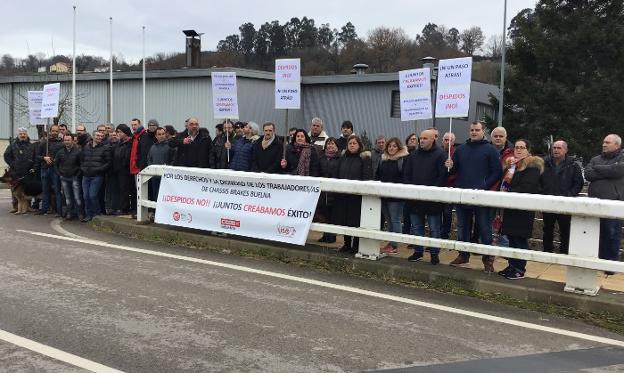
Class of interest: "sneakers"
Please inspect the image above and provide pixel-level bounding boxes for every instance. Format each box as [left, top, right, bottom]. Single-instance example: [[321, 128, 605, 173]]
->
[[430, 254, 440, 265], [407, 252, 423, 262], [504, 269, 525, 280], [34, 210, 48, 216], [498, 266, 513, 277], [382, 244, 398, 255], [449, 254, 469, 266]]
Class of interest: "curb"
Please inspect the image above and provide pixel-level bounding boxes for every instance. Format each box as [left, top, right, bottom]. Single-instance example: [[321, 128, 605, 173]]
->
[[91, 216, 624, 320]]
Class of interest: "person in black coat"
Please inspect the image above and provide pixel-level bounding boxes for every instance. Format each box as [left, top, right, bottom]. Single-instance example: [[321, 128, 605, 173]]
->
[[113, 124, 134, 215], [251, 122, 283, 174], [55, 134, 83, 220], [169, 117, 212, 168], [376, 137, 409, 254], [210, 120, 238, 169], [4, 128, 39, 212], [280, 129, 320, 176], [317, 137, 341, 243], [499, 139, 544, 280], [36, 125, 65, 215], [540, 140, 584, 254], [79, 131, 112, 221], [403, 129, 448, 264], [333, 135, 373, 253]]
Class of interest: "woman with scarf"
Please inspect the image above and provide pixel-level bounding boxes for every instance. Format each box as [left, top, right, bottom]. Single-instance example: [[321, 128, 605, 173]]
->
[[317, 137, 341, 243], [229, 122, 260, 172], [333, 135, 373, 253], [280, 129, 320, 176], [376, 137, 409, 254], [498, 139, 544, 280]]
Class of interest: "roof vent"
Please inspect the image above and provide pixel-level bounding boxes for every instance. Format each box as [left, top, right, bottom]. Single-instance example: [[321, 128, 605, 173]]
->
[[352, 63, 369, 75]]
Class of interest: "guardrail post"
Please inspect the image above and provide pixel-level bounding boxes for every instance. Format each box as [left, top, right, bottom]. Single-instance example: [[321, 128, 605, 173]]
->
[[355, 195, 382, 260], [564, 216, 601, 296], [136, 173, 150, 222]]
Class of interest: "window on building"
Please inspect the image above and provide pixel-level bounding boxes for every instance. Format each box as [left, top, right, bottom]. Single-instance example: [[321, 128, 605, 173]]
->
[[476, 102, 497, 122], [390, 90, 401, 118]]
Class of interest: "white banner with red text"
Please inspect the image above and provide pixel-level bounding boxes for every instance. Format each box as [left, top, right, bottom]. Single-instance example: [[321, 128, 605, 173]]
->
[[154, 167, 321, 245]]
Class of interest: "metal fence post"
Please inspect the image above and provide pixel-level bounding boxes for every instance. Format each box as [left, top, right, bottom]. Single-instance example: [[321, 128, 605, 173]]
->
[[564, 216, 601, 295], [136, 173, 150, 222], [355, 195, 382, 260]]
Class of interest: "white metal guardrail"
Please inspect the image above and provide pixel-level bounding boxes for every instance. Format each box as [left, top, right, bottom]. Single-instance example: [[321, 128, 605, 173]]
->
[[138, 165, 624, 296]]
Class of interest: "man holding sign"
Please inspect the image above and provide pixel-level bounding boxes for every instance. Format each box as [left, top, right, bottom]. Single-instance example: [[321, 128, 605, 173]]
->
[[445, 121, 501, 272]]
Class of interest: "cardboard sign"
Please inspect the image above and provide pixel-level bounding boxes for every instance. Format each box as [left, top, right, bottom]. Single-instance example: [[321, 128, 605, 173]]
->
[[211, 72, 239, 119], [41, 83, 61, 118], [399, 68, 432, 121], [435, 57, 472, 118]]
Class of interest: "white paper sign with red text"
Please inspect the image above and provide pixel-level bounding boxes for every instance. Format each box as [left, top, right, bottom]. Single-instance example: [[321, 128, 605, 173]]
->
[[211, 72, 239, 119], [399, 68, 432, 121], [27, 91, 46, 125], [275, 58, 301, 109], [41, 83, 61, 118], [435, 57, 472, 118]]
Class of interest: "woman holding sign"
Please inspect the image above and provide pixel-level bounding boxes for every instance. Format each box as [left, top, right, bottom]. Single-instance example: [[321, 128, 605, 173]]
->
[[280, 129, 320, 176], [333, 135, 373, 253]]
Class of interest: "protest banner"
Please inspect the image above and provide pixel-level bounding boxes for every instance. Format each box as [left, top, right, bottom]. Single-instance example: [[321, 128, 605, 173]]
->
[[275, 58, 301, 109], [211, 72, 239, 119], [27, 91, 46, 125], [434, 57, 472, 118], [154, 167, 321, 245], [399, 68, 432, 122], [41, 83, 61, 119]]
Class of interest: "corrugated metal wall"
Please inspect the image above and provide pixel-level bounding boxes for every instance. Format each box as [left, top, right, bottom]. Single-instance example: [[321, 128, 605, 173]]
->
[[0, 74, 495, 144]]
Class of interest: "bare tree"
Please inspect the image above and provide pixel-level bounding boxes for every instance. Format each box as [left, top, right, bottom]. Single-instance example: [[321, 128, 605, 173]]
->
[[460, 26, 485, 55]]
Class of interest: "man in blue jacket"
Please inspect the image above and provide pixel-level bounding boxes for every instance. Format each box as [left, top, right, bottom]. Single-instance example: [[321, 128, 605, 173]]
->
[[445, 121, 502, 272]]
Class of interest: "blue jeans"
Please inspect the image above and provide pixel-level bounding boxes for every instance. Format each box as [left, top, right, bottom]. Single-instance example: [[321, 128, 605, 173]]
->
[[456, 205, 493, 259], [82, 176, 104, 218], [382, 200, 403, 248], [599, 219, 623, 261], [507, 235, 529, 273], [410, 212, 442, 254], [41, 168, 62, 213], [61, 176, 83, 218]]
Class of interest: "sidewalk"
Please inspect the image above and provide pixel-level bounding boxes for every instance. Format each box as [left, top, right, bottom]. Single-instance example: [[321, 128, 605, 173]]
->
[[305, 231, 624, 292]]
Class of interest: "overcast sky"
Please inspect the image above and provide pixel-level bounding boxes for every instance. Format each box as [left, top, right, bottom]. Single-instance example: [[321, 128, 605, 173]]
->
[[3, 0, 537, 63]]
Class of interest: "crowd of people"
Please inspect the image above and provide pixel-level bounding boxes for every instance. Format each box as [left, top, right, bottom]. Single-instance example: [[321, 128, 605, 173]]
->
[[3, 116, 623, 279]]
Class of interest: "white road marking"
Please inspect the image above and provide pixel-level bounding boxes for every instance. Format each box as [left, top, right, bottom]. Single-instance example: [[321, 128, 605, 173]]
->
[[17, 229, 624, 348], [50, 218, 86, 239], [0, 329, 124, 372]]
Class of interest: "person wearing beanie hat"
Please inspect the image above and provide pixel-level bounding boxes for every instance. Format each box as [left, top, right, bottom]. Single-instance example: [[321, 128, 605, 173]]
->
[[116, 123, 132, 138], [112, 123, 134, 215], [229, 121, 260, 171]]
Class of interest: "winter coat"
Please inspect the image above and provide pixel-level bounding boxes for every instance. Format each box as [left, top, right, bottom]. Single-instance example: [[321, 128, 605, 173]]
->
[[54, 146, 82, 177], [490, 141, 514, 191], [541, 156, 584, 197], [251, 137, 283, 174], [585, 149, 624, 201], [147, 141, 176, 166], [112, 139, 132, 174], [37, 137, 65, 169], [309, 130, 329, 148], [376, 146, 409, 203], [3, 139, 38, 177], [501, 156, 544, 238], [169, 129, 212, 168], [335, 135, 348, 151], [210, 132, 239, 169], [230, 136, 258, 172], [320, 152, 341, 179], [403, 144, 448, 214], [130, 128, 156, 174], [80, 142, 112, 177], [333, 150, 373, 227], [283, 145, 320, 176], [451, 139, 502, 190], [371, 148, 384, 177]]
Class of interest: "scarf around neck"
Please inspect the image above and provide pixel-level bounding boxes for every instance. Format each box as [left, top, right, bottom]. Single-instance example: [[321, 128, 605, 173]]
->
[[294, 142, 314, 176]]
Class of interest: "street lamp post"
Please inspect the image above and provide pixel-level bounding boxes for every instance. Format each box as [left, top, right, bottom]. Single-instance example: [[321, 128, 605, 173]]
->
[[498, 0, 508, 127]]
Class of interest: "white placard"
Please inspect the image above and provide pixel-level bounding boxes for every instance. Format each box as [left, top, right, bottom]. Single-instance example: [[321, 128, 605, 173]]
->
[[275, 59, 301, 109], [27, 91, 46, 125], [155, 167, 321, 245], [41, 83, 61, 118], [399, 68, 432, 121], [435, 57, 472, 118], [211, 72, 239, 119]]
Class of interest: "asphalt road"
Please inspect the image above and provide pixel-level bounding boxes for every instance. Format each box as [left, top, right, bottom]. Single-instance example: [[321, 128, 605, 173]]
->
[[1, 188, 623, 372]]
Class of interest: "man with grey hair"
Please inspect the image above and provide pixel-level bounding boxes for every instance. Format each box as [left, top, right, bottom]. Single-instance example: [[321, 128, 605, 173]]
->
[[308, 117, 328, 148], [372, 135, 386, 177], [541, 140, 584, 254], [585, 134, 624, 267], [3, 128, 38, 213]]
